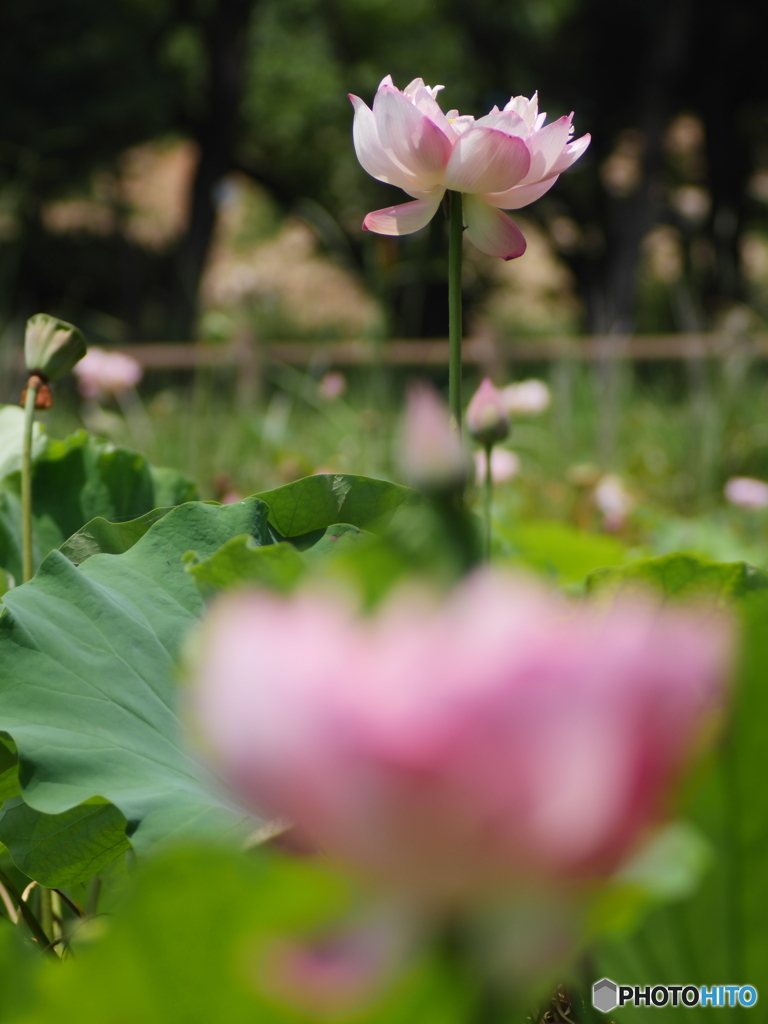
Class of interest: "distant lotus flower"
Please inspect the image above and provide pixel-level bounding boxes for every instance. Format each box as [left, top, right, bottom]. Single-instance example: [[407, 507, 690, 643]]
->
[[318, 371, 347, 401], [192, 572, 731, 906], [397, 383, 470, 492], [502, 379, 551, 416], [724, 476, 768, 510], [73, 347, 143, 400], [350, 77, 590, 259], [466, 378, 510, 445], [474, 447, 520, 485], [594, 474, 635, 532]]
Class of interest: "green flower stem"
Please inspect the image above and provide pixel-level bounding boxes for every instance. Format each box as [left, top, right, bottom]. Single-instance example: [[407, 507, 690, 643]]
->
[[21, 379, 39, 584], [0, 867, 56, 956], [39, 884, 53, 949], [86, 876, 102, 918], [483, 441, 493, 559], [20, 380, 57, 951], [448, 190, 464, 433]]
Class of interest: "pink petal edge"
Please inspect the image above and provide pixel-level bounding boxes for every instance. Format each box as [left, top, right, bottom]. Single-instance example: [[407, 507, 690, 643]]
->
[[363, 193, 445, 236], [463, 195, 527, 260]]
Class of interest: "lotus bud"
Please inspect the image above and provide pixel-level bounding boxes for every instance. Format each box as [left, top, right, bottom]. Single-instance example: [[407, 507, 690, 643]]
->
[[397, 383, 471, 492], [24, 313, 86, 382], [466, 378, 509, 445]]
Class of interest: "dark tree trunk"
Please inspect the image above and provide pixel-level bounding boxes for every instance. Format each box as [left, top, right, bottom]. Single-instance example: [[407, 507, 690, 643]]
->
[[171, 0, 256, 339], [595, 0, 692, 334]]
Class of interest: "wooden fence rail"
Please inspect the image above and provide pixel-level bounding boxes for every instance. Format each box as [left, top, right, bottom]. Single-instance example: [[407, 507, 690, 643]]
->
[[110, 333, 768, 373]]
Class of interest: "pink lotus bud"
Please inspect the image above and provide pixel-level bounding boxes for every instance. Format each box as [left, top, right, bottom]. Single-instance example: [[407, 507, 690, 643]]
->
[[724, 476, 768, 510], [73, 347, 143, 400], [397, 383, 470, 491], [466, 378, 510, 445], [191, 572, 732, 907]]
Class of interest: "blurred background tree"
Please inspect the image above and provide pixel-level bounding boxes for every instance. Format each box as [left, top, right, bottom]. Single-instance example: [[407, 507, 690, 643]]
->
[[1, 0, 766, 343]]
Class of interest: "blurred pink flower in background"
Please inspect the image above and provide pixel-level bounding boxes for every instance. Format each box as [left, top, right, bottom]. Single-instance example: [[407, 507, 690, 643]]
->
[[593, 473, 635, 532], [73, 346, 143, 400], [318, 371, 347, 401], [724, 476, 768, 510], [192, 572, 731, 907], [397, 383, 470, 491], [350, 77, 590, 259], [474, 447, 520, 485], [502, 379, 551, 416]]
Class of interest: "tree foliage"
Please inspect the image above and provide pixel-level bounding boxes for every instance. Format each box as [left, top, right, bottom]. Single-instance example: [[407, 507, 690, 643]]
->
[[1, 0, 766, 339]]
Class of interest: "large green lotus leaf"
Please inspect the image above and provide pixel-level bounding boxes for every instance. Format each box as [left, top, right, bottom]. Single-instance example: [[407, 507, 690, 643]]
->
[[0, 797, 131, 888], [59, 507, 174, 566], [187, 524, 366, 596], [0, 734, 19, 806], [186, 536, 306, 594], [149, 465, 199, 509], [0, 499, 273, 855], [498, 519, 631, 587], [302, 523, 365, 559], [255, 474, 420, 539], [13, 845, 469, 1024], [0, 429, 198, 582], [586, 552, 768, 604]]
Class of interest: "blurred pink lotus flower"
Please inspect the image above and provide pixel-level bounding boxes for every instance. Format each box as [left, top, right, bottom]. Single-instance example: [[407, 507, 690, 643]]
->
[[466, 378, 509, 445], [318, 371, 347, 401], [192, 572, 731, 907], [724, 476, 768, 510], [397, 383, 470, 491], [502, 379, 551, 416], [349, 77, 590, 259], [73, 347, 142, 400], [593, 473, 635, 532], [474, 447, 520, 485]]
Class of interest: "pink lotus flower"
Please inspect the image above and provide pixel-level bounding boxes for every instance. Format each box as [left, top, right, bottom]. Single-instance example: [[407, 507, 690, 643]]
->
[[192, 572, 731, 907], [73, 347, 142, 400], [724, 476, 768, 510], [349, 77, 590, 259]]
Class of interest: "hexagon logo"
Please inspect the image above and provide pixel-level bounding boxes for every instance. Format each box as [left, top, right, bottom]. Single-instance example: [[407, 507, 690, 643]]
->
[[593, 978, 619, 1013]]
